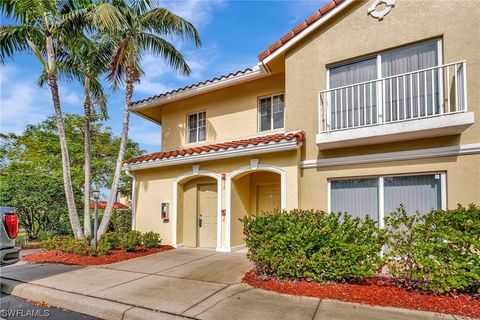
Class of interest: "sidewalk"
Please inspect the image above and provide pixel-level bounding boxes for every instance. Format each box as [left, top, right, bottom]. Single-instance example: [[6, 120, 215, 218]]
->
[[0, 249, 460, 320]]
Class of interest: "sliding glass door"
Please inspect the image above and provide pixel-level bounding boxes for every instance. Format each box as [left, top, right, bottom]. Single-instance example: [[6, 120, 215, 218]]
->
[[382, 41, 439, 121], [329, 58, 377, 130], [330, 173, 444, 224]]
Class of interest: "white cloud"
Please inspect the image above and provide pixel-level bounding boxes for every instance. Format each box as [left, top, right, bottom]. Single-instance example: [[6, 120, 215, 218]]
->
[[128, 116, 162, 152], [160, 0, 226, 27], [62, 91, 82, 105], [0, 65, 51, 134], [0, 65, 84, 135]]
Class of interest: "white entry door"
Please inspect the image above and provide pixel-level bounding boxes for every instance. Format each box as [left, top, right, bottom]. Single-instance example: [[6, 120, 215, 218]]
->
[[197, 184, 217, 248]]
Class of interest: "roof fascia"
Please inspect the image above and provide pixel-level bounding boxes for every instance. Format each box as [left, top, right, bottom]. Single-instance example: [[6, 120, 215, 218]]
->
[[261, 0, 354, 65], [131, 66, 270, 111]]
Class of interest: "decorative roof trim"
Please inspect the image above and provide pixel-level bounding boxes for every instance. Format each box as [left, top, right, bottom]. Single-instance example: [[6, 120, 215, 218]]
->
[[131, 65, 269, 111], [301, 143, 480, 169], [258, 0, 353, 64], [123, 131, 304, 171]]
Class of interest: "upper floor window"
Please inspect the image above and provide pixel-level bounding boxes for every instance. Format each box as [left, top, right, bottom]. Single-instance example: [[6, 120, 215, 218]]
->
[[187, 111, 206, 143], [259, 94, 284, 132]]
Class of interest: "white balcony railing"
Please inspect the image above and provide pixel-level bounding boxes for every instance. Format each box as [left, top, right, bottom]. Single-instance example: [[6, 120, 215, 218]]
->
[[318, 61, 468, 133]]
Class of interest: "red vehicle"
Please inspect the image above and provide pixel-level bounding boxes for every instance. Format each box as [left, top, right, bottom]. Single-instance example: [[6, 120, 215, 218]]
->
[[0, 207, 20, 266]]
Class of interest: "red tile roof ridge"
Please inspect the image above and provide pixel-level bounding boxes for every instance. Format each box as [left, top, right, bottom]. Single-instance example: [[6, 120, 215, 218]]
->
[[258, 0, 344, 61], [124, 130, 305, 166]]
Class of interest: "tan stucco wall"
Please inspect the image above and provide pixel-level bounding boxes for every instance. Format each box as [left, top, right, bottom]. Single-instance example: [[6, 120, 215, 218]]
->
[[231, 174, 250, 247], [133, 150, 299, 246], [248, 172, 281, 216], [300, 153, 480, 211], [284, 0, 480, 161], [160, 74, 285, 150]]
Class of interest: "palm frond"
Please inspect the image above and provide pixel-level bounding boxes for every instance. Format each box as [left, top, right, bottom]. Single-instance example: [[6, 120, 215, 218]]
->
[[0, 25, 40, 63], [139, 33, 190, 76], [140, 7, 201, 47], [87, 3, 125, 32]]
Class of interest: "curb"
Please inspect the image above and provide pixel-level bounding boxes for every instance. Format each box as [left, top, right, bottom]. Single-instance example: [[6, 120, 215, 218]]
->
[[0, 277, 195, 320]]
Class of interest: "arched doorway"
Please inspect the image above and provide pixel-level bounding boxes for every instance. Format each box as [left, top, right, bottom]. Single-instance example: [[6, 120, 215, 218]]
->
[[172, 170, 222, 249], [224, 164, 286, 251]]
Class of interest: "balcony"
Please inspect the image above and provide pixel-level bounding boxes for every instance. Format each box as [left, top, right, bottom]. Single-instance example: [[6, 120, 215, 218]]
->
[[316, 61, 474, 149]]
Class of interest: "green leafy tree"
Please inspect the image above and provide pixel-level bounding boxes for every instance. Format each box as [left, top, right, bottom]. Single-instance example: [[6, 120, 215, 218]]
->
[[97, 0, 202, 238], [0, 114, 143, 238], [0, 172, 78, 238], [0, 0, 124, 238]]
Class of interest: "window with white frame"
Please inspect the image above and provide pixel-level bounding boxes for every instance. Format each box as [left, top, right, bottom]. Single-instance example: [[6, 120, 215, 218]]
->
[[259, 94, 284, 132], [330, 173, 444, 223], [328, 39, 441, 130], [187, 111, 206, 143]]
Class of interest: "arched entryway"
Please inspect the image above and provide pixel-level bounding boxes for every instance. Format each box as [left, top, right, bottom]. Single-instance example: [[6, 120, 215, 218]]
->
[[172, 170, 222, 250], [224, 163, 286, 251]]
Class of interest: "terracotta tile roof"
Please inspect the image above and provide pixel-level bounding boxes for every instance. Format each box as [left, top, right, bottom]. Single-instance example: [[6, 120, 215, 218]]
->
[[258, 0, 343, 61], [124, 131, 305, 166], [131, 67, 254, 107], [89, 201, 129, 209]]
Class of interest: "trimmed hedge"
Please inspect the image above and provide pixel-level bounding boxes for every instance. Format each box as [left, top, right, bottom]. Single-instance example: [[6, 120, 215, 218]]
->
[[384, 204, 480, 294], [243, 205, 480, 294], [242, 209, 383, 282]]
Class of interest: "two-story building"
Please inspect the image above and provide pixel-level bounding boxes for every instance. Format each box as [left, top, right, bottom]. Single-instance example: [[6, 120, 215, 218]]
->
[[123, 0, 480, 252]]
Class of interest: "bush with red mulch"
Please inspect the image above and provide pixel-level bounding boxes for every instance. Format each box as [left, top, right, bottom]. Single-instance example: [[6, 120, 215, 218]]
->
[[23, 245, 174, 266], [243, 270, 480, 319]]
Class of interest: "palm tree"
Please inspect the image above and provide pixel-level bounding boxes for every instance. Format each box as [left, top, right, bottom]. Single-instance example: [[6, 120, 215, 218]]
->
[[96, 0, 201, 238], [38, 36, 112, 238], [0, 0, 123, 239]]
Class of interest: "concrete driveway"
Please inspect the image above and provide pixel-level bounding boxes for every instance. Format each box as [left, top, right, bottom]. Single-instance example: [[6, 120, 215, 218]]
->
[[0, 248, 455, 320]]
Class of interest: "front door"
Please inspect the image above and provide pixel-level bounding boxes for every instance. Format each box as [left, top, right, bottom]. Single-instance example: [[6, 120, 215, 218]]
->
[[257, 184, 281, 215], [197, 184, 217, 248]]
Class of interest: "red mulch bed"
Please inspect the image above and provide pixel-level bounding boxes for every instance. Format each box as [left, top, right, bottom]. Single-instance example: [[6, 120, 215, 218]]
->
[[243, 270, 480, 318], [22, 245, 174, 266]]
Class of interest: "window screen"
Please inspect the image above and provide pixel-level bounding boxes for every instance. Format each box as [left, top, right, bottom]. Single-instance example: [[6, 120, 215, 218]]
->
[[330, 178, 379, 221]]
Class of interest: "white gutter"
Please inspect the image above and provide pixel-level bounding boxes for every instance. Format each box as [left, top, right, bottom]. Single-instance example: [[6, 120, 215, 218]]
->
[[131, 66, 270, 111], [123, 140, 302, 171], [125, 170, 137, 230]]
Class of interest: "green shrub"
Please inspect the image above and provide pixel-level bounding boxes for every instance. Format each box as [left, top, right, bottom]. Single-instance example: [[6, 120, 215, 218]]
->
[[384, 204, 480, 294], [111, 210, 132, 234], [143, 231, 161, 249], [41, 235, 62, 251], [242, 209, 383, 282], [101, 232, 120, 249], [59, 237, 88, 255], [91, 240, 112, 256], [39, 230, 58, 241], [120, 230, 142, 251]]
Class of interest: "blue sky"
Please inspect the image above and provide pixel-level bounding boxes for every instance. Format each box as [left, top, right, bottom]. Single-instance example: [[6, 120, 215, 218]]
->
[[0, 0, 328, 153]]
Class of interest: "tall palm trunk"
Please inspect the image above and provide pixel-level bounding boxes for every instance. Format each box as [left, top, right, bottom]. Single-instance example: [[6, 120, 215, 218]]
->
[[83, 78, 92, 238], [97, 68, 134, 237], [46, 35, 84, 239]]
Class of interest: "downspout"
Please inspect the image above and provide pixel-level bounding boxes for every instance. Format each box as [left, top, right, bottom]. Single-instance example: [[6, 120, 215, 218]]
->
[[125, 170, 137, 230]]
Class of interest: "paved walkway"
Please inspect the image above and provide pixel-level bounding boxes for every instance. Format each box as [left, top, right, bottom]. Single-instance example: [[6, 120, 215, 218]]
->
[[0, 248, 457, 320]]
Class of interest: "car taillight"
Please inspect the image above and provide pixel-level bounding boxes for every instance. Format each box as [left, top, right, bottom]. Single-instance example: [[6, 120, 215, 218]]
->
[[4, 213, 18, 239]]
